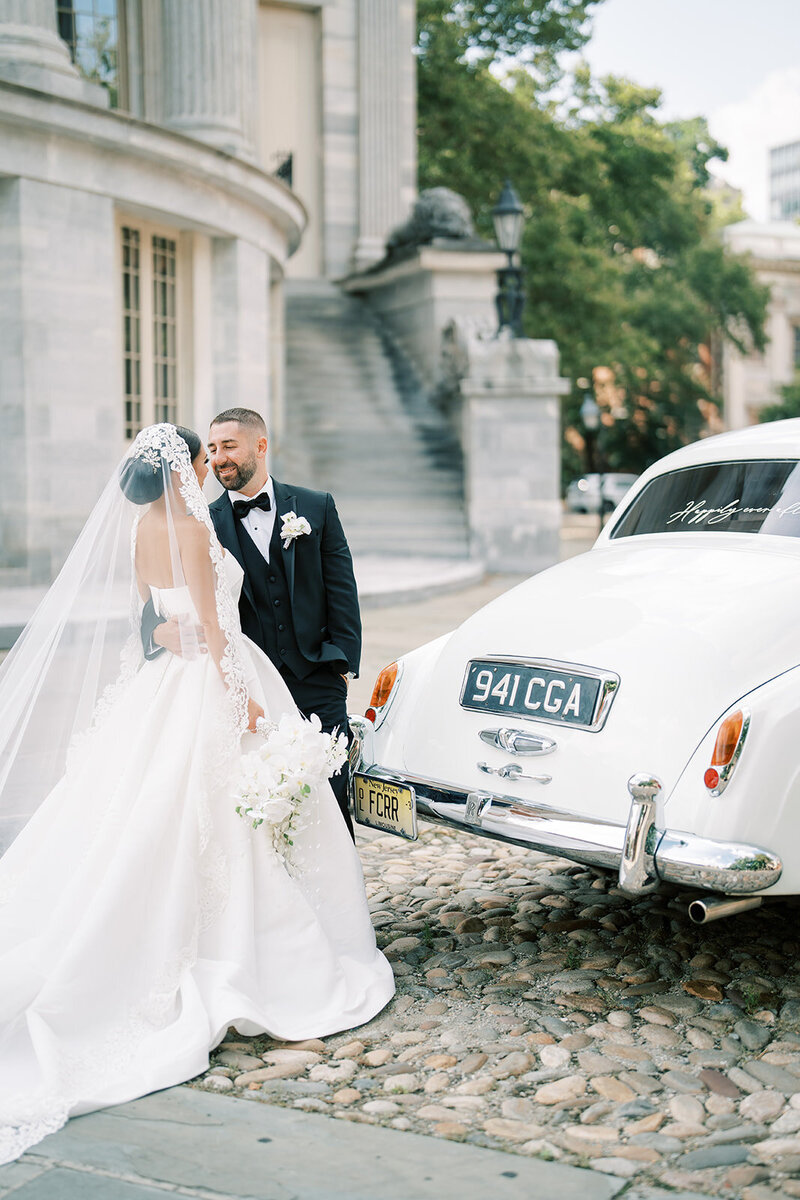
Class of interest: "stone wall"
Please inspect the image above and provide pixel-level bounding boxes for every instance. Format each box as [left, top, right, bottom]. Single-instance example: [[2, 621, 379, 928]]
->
[[342, 244, 506, 397], [250, 0, 417, 279], [0, 178, 117, 584], [0, 62, 302, 582]]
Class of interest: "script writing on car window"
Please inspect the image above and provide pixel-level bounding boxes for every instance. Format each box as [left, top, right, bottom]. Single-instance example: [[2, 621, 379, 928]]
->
[[611, 460, 800, 540]]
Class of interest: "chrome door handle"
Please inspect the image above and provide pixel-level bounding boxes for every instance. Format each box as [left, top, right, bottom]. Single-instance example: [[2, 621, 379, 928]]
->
[[479, 729, 557, 756], [477, 761, 552, 785]]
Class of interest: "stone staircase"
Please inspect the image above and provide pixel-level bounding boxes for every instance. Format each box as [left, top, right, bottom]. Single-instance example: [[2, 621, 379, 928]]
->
[[277, 280, 471, 560]]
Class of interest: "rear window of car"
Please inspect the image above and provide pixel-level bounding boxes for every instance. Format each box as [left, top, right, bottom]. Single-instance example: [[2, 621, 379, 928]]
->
[[611, 459, 800, 539]]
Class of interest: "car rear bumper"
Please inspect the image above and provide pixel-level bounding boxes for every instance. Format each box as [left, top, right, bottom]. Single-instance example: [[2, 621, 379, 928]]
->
[[349, 720, 782, 897]]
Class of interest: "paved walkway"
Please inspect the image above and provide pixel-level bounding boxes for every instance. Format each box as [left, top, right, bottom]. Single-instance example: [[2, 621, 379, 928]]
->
[[0, 513, 600, 651], [0, 556, 486, 651], [0, 1087, 710, 1200]]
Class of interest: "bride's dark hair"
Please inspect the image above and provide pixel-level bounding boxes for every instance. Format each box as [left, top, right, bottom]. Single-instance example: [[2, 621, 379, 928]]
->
[[119, 425, 202, 504]]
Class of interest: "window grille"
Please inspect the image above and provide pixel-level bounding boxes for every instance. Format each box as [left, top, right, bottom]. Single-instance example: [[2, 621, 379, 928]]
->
[[121, 226, 142, 439], [152, 236, 178, 425], [119, 223, 181, 438]]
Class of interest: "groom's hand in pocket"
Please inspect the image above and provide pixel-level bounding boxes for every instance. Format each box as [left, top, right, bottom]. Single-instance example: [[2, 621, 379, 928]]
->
[[153, 617, 207, 659]]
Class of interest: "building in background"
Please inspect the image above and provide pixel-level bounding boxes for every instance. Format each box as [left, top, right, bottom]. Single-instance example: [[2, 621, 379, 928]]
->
[[722, 220, 800, 428], [0, 0, 416, 585], [770, 140, 800, 221]]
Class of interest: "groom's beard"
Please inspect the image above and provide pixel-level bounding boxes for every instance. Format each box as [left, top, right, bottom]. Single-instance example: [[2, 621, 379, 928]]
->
[[213, 455, 258, 492]]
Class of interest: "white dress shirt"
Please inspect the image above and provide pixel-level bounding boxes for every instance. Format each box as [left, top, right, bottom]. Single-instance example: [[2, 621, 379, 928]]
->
[[229, 476, 276, 562]]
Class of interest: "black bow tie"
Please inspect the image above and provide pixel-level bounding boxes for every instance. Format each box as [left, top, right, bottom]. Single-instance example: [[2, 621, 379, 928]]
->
[[232, 494, 272, 519]]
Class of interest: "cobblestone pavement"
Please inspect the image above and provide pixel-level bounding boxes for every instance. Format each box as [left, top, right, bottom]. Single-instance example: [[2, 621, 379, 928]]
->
[[190, 544, 800, 1200], [192, 831, 800, 1200]]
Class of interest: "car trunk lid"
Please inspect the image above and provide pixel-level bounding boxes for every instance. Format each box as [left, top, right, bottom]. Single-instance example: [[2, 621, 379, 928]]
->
[[401, 538, 800, 824]]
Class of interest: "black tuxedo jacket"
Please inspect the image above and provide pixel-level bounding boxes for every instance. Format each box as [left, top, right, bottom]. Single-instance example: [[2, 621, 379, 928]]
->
[[142, 480, 361, 676], [209, 480, 361, 676]]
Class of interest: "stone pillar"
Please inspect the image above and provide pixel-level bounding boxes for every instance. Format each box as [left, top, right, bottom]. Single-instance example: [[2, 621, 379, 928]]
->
[[160, 0, 256, 159], [354, 0, 416, 270], [0, 177, 118, 584], [460, 336, 570, 573], [0, 0, 102, 101], [211, 237, 270, 424]]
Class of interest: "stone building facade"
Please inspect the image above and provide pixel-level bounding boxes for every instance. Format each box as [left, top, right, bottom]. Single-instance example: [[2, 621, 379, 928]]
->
[[770, 140, 800, 221], [0, 0, 417, 585], [722, 221, 800, 429]]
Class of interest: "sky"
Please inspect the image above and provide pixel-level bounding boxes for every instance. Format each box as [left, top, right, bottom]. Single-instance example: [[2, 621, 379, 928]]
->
[[564, 0, 800, 221]]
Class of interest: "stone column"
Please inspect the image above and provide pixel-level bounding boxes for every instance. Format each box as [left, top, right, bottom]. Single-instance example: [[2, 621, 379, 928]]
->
[[460, 336, 570, 573], [0, 0, 101, 101], [160, 0, 256, 159], [354, 0, 415, 270], [211, 237, 270, 423], [0, 177, 118, 584]]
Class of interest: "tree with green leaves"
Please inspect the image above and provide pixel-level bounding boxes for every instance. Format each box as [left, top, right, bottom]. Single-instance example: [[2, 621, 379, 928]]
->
[[759, 378, 800, 424], [417, 1, 769, 481]]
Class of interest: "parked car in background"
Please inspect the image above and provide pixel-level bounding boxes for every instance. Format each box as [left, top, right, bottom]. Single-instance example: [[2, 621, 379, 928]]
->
[[350, 421, 800, 924], [566, 472, 639, 513]]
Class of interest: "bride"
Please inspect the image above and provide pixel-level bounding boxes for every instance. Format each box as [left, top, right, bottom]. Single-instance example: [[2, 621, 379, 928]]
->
[[0, 423, 394, 1164]]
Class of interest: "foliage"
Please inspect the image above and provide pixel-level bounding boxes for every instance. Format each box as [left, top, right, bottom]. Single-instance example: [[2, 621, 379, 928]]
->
[[417, 0, 600, 68], [417, 2, 769, 481], [758, 377, 800, 423]]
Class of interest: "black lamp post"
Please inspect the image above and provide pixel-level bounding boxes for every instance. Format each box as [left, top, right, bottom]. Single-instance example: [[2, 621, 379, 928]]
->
[[580, 392, 605, 533], [491, 179, 525, 337]]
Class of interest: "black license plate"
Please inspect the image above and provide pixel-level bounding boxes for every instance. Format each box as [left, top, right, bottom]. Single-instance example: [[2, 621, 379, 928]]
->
[[461, 660, 601, 728]]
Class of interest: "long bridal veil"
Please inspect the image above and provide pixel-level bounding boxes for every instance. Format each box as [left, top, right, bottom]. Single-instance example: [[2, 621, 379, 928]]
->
[[0, 424, 254, 1160], [0, 423, 247, 852], [0, 424, 396, 1164]]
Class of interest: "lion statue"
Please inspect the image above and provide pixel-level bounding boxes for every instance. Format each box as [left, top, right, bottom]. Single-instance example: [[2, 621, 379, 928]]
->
[[386, 188, 475, 254]]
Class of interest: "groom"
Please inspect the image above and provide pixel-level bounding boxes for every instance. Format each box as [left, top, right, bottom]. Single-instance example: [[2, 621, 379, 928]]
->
[[146, 408, 361, 837]]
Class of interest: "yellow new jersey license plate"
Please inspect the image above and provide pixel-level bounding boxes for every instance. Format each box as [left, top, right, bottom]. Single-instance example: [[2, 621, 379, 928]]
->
[[352, 774, 418, 841]]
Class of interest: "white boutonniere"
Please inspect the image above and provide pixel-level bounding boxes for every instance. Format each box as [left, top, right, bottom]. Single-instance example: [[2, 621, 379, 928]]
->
[[280, 511, 312, 550]]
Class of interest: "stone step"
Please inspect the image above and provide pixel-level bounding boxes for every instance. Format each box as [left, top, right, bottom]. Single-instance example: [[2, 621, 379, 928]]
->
[[281, 280, 470, 561]]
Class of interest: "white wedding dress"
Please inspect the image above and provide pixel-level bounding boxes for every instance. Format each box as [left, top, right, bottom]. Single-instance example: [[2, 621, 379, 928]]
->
[[0, 551, 394, 1164]]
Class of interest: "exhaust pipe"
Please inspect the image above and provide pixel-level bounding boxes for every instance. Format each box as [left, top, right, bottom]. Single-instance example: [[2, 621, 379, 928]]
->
[[688, 895, 763, 925]]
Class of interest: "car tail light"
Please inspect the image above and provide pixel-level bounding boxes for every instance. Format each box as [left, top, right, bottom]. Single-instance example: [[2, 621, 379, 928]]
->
[[365, 661, 401, 728], [704, 708, 749, 796], [712, 711, 744, 766]]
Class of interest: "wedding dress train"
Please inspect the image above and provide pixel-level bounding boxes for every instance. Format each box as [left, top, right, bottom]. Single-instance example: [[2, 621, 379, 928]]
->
[[0, 551, 394, 1163]]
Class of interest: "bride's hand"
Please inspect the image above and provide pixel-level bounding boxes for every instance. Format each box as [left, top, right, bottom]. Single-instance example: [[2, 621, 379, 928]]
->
[[247, 697, 265, 732]]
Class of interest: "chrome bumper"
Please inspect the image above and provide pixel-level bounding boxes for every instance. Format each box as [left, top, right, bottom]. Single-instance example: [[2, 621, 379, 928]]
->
[[349, 719, 782, 897]]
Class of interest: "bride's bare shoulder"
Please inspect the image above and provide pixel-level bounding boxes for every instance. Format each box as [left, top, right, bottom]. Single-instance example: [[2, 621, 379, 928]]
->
[[175, 515, 215, 557], [136, 510, 209, 552]]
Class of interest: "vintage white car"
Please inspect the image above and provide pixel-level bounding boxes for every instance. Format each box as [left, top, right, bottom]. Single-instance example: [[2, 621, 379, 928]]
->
[[350, 420, 800, 924]]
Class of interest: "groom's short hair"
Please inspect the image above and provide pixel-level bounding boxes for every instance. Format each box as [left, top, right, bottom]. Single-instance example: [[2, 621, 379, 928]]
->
[[210, 408, 267, 438]]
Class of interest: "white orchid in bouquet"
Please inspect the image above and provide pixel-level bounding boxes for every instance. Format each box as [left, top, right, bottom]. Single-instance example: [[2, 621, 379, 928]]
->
[[234, 711, 348, 868]]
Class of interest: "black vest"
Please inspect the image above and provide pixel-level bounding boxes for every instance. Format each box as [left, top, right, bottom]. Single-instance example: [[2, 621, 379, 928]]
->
[[234, 516, 309, 679]]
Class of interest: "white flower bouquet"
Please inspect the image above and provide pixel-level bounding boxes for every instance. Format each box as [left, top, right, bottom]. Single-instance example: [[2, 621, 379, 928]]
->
[[234, 712, 348, 867]]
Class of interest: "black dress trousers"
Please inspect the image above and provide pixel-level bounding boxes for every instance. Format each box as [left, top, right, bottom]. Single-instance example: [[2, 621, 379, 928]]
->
[[281, 664, 355, 840]]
